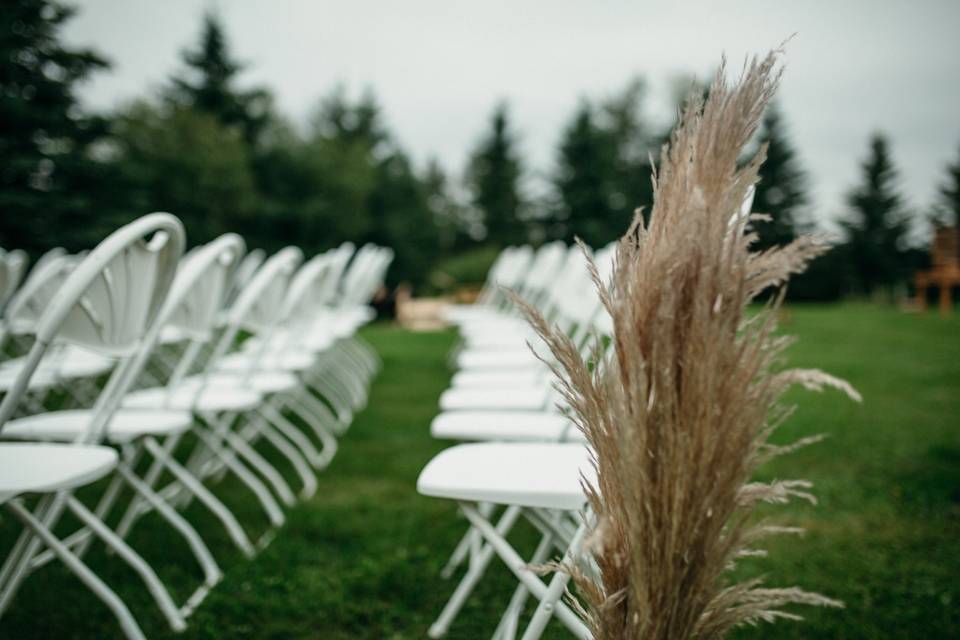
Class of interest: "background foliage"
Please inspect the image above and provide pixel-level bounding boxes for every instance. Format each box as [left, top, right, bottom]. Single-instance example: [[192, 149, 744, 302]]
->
[[2, 1, 957, 298]]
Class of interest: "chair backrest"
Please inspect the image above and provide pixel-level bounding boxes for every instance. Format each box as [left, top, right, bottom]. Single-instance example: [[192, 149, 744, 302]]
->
[[201, 246, 303, 374], [162, 234, 246, 342], [493, 246, 534, 291], [223, 247, 265, 308], [280, 253, 333, 323], [356, 247, 393, 306], [0, 213, 185, 430], [28, 247, 66, 278], [519, 242, 568, 301], [340, 244, 392, 308], [472, 246, 513, 304], [339, 244, 376, 303], [546, 247, 594, 323], [320, 242, 355, 305], [0, 249, 28, 313], [4, 253, 80, 335], [123, 233, 245, 396], [226, 247, 303, 334]]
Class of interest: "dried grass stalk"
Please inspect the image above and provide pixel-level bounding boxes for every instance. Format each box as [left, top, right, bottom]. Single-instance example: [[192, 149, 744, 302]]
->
[[517, 48, 860, 639]]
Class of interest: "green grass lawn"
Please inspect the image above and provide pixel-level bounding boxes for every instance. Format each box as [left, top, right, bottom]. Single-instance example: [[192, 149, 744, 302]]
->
[[1, 304, 958, 638]]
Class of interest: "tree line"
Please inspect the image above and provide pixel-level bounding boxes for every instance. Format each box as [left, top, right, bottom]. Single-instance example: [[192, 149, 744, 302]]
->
[[2, 1, 957, 300]]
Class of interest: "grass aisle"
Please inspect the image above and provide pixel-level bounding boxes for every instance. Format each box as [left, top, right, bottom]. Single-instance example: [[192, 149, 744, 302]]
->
[[1, 306, 957, 638]]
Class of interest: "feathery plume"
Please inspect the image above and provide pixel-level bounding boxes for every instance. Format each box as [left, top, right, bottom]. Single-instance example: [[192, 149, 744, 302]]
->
[[517, 47, 858, 639]]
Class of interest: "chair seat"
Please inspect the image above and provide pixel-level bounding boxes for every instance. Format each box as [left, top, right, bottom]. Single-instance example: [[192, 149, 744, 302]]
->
[[217, 351, 315, 373], [456, 348, 544, 371], [451, 368, 546, 388], [123, 384, 262, 413], [181, 371, 300, 395], [0, 362, 57, 391], [439, 384, 551, 412], [463, 333, 539, 350], [3, 409, 193, 444], [48, 345, 116, 380], [417, 442, 593, 511], [242, 330, 335, 355], [0, 443, 118, 499], [446, 308, 518, 326], [431, 411, 584, 442], [441, 303, 477, 322], [0, 345, 114, 390]]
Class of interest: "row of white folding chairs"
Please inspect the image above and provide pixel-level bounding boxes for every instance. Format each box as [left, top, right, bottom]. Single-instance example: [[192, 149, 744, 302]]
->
[[421, 189, 759, 639], [0, 214, 392, 639], [418, 241, 617, 639]]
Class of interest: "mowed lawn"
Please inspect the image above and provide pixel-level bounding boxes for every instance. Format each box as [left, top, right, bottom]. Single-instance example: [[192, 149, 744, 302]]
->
[[1, 304, 957, 639]]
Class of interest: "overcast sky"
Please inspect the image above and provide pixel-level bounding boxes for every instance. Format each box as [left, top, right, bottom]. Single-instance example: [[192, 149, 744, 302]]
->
[[64, 0, 960, 233]]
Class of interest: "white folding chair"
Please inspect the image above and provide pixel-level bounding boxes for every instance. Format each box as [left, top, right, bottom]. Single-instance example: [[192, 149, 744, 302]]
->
[[418, 442, 595, 640], [0, 213, 185, 640], [439, 246, 615, 413], [120, 247, 304, 552], [4, 233, 253, 621], [422, 245, 618, 636]]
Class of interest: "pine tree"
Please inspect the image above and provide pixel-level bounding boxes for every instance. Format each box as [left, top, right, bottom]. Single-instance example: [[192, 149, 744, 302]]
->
[[933, 144, 960, 227], [553, 101, 617, 246], [369, 150, 437, 286], [111, 101, 258, 246], [0, 0, 110, 253], [168, 12, 270, 145], [839, 134, 912, 297], [753, 105, 808, 250], [424, 159, 469, 254], [465, 104, 526, 246], [600, 78, 655, 229]]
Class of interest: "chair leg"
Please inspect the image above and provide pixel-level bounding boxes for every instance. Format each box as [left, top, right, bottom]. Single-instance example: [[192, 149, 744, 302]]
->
[[520, 523, 588, 640], [0, 494, 53, 600], [274, 396, 338, 469], [64, 495, 187, 632], [460, 503, 591, 640], [288, 390, 344, 449], [220, 429, 297, 507], [142, 437, 256, 558], [303, 375, 353, 428], [0, 493, 67, 617], [440, 502, 496, 579], [260, 399, 327, 468], [492, 531, 555, 640], [76, 466, 129, 560], [115, 463, 223, 596], [428, 505, 523, 639], [244, 411, 318, 498], [5, 499, 147, 640], [114, 433, 182, 541], [189, 427, 286, 530]]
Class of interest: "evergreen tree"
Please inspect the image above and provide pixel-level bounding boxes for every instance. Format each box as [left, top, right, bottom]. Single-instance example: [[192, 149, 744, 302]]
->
[[839, 134, 912, 297], [599, 79, 655, 232], [256, 87, 442, 287], [111, 101, 258, 245], [368, 151, 437, 286], [553, 101, 617, 246], [932, 144, 960, 227], [0, 0, 110, 253], [465, 104, 526, 246], [550, 80, 654, 247], [312, 86, 387, 152], [753, 105, 808, 250], [423, 159, 469, 254], [168, 12, 270, 145]]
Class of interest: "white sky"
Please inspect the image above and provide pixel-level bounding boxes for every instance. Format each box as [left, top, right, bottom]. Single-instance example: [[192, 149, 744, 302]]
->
[[64, 0, 960, 232]]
